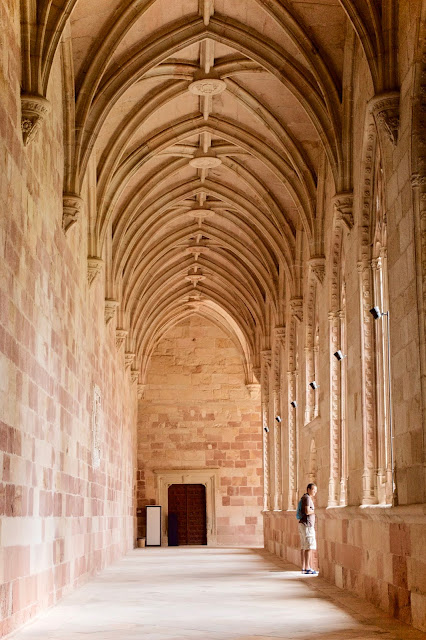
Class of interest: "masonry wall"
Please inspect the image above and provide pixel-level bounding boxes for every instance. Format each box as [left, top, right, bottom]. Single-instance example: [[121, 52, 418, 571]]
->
[[137, 316, 263, 546], [0, 4, 137, 636], [263, 1, 426, 631]]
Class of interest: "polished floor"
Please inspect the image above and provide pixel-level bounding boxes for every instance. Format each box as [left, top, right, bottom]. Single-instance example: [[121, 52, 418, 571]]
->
[[8, 547, 426, 640]]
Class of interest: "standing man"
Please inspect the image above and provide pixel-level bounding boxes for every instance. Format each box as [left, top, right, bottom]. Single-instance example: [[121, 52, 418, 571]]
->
[[298, 483, 318, 575]]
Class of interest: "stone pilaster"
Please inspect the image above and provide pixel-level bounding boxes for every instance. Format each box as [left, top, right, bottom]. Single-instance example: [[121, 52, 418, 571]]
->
[[357, 260, 377, 504], [261, 349, 272, 511]]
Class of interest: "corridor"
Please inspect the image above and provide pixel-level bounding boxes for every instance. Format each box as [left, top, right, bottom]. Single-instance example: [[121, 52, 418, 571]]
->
[[8, 548, 426, 640]]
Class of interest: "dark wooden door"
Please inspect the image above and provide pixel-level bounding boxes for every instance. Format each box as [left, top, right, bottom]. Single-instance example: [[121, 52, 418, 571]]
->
[[168, 484, 207, 545]]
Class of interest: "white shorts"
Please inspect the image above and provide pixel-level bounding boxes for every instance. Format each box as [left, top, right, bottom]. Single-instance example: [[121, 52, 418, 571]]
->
[[298, 523, 316, 550]]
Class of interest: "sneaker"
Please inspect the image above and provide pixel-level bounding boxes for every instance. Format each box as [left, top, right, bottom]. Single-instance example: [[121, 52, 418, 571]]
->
[[303, 569, 318, 575]]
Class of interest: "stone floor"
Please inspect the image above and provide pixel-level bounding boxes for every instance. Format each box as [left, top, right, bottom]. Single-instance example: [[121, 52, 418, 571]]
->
[[7, 547, 426, 640]]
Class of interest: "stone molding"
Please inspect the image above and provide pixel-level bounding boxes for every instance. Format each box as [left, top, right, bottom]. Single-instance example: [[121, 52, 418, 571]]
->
[[261, 349, 272, 368], [274, 326, 286, 347], [104, 299, 119, 325], [309, 257, 326, 284], [333, 192, 354, 230], [137, 383, 146, 400], [115, 329, 127, 351], [369, 91, 400, 146], [252, 367, 261, 383], [87, 257, 103, 288], [153, 468, 219, 545], [289, 297, 303, 322], [124, 352, 135, 369], [63, 193, 84, 234], [21, 93, 51, 146], [130, 369, 139, 384], [91, 385, 102, 469], [246, 383, 260, 399]]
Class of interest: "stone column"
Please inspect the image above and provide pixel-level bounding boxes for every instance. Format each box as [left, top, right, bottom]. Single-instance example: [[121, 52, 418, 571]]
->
[[338, 310, 347, 506], [328, 311, 340, 507], [261, 350, 272, 511], [357, 260, 377, 504], [272, 327, 285, 511], [287, 370, 297, 510]]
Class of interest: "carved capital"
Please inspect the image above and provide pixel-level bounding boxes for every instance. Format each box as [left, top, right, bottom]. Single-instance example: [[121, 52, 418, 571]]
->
[[309, 257, 326, 284], [130, 369, 139, 384], [137, 383, 146, 400], [87, 257, 103, 287], [333, 192, 354, 230], [124, 352, 135, 369], [246, 383, 261, 399], [261, 349, 272, 368], [63, 193, 83, 234], [115, 329, 127, 351], [370, 91, 400, 145], [104, 299, 119, 325], [274, 325, 286, 346], [289, 297, 303, 322], [411, 172, 426, 188], [21, 94, 51, 146]]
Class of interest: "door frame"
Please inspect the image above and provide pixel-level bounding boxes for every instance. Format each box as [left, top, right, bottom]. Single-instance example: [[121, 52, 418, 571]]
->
[[153, 468, 219, 546]]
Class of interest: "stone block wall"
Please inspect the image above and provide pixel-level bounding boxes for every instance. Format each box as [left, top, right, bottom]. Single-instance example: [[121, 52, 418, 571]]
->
[[265, 507, 426, 632], [0, 4, 137, 635], [137, 316, 263, 546]]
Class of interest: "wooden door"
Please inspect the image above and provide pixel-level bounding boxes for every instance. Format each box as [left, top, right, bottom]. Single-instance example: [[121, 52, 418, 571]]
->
[[168, 484, 207, 545]]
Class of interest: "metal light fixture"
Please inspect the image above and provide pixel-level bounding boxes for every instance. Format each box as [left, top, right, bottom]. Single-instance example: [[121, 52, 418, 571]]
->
[[275, 416, 282, 423], [334, 350, 347, 361], [264, 426, 269, 433], [369, 305, 396, 504], [369, 306, 382, 320], [290, 401, 297, 408], [309, 381, 319, 390]]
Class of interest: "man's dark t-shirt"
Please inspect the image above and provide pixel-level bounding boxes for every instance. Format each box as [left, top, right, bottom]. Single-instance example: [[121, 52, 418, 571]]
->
[[299, 493, 315, 527]]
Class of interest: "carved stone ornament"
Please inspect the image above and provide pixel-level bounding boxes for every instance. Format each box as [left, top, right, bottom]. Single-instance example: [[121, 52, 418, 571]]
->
[[137, 383, 146, 400], [87, 257, 103, 287], [189, 150, 222, 169], [369, 91, 400, 146], [104, 299, 119, 325], [333, 192, 354, 230], [309, 257, 326, 284], [124, 352, 135, 369], [289, 297, 303, 322], [274, 326, 286, 346], [188, 77, 226, 96], [115, 329, 127, 351], [252, 367, 261, 383], [130, 369, 139, 384], [91, 385, 102, 469], [21, 93, 51, 146], [246, 383, 261, 399], [261, 349, 272, 368], [185, 273, 206, 287], [63, 193, 84, 234]]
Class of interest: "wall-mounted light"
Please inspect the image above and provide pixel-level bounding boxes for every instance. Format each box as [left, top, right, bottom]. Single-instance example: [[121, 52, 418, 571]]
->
[[334, 350, 347, 361], [290, 401, 297, 408], [275, 416, 282, 423], [309, 381, 319, 390], [369, 306, 382, 320], [264, 426, 269, 433]]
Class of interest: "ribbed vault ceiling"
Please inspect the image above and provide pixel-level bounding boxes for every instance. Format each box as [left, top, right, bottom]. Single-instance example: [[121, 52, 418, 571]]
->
[[38, 0, 389, 380]]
